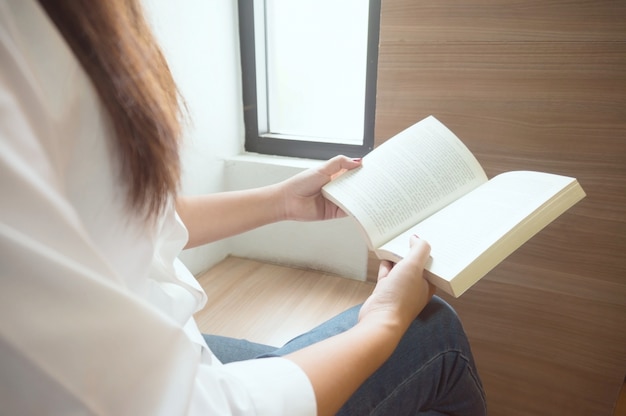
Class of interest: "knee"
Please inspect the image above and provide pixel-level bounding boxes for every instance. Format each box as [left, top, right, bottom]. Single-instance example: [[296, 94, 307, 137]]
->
[[416, 295, 470, 346], [420, 295, 460, 324]]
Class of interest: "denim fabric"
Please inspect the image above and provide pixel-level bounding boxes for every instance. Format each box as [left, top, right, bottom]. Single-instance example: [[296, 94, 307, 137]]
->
[[202, 334, 277, 363], [203, 296, 486, 415]]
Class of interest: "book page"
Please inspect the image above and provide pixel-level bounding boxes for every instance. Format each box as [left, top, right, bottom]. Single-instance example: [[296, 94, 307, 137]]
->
[[377, 171, 584, 289], [322, 116, 487, 248]]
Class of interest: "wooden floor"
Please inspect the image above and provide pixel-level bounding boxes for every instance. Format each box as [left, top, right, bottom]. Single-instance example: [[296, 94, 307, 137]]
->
[[194, 256, 374, 347]]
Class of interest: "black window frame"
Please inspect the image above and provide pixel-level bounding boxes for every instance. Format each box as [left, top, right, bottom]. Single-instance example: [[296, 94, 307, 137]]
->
[[237, 0, 381, 160]]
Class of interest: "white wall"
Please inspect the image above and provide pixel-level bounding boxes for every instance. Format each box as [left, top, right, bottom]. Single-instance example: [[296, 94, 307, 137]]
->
[[144, 1, 368, 280], [143, 0, 242, 274]]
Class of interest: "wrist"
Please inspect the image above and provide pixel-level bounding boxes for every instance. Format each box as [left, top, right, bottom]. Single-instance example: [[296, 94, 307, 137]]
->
[[266, 182, 289, 222], [354, 315, 406, 355], [358, 297, 416, 339]]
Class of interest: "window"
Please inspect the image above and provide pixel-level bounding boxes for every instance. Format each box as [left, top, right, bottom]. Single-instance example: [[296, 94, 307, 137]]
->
[[238, 0, 381, 159]]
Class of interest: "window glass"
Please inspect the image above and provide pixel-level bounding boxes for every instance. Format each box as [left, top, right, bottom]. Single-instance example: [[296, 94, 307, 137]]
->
[[265, 0, 369, 144]]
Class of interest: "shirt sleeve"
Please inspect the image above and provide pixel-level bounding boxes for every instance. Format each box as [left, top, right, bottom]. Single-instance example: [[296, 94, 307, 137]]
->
[[193, 357, 317, 415]]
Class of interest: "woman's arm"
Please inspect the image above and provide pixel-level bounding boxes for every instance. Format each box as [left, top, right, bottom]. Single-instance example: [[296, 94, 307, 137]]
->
[[176, 156, 361, 249], [286, 236, 435, 415], [176, 185, 283, 249]]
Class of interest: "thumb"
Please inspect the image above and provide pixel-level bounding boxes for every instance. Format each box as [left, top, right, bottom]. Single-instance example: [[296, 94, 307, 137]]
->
[[407, 234, 431, 268], [409, 235, 436, 297]]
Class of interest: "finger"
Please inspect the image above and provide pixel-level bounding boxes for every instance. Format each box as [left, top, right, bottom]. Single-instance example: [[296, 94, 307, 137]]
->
[[406, 234, 432, 269], [428, 281, 436, 298], [319, 155, 362, 179], [377, 260, 394, 280]]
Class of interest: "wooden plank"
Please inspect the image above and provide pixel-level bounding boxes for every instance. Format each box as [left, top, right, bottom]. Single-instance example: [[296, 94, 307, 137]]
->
[[381, 0, 626, 42]]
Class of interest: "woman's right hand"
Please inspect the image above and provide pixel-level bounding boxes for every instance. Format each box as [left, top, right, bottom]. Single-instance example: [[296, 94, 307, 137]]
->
[[359, 235, 435, 334], [285, 235, 434, 415]]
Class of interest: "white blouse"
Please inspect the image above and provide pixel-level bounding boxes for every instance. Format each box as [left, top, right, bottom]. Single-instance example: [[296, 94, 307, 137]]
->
[[0, 0, 316, 414]]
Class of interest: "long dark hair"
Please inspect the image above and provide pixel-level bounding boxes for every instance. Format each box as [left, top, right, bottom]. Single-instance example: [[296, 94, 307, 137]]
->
[[38, 0, 183, 218]]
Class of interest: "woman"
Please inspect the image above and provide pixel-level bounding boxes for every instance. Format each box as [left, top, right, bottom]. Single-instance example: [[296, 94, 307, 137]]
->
[[0, 0, 486, 414]]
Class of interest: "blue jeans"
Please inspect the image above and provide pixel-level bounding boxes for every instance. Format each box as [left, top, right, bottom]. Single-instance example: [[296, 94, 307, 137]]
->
[[203, 296, 486, 415]]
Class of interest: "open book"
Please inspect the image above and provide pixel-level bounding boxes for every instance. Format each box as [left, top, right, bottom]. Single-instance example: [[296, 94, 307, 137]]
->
[[322, 116, 586, 297]]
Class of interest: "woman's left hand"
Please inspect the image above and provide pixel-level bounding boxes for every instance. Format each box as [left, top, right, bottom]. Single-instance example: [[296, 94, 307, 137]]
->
[[278, 155, 362, 222]]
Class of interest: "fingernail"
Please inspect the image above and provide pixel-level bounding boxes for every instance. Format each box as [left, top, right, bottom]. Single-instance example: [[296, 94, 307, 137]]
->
[[412, 234, 420, 239], [352, 158, 362, 163]]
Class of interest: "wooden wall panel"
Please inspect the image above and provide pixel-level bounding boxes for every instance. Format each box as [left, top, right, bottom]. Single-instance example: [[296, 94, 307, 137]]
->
[[380, 0, 626, 43], [374, 0, 626, 414]]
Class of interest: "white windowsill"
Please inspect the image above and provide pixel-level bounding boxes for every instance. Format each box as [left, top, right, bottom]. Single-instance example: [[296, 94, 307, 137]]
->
[[225, 152, 323, 169]]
